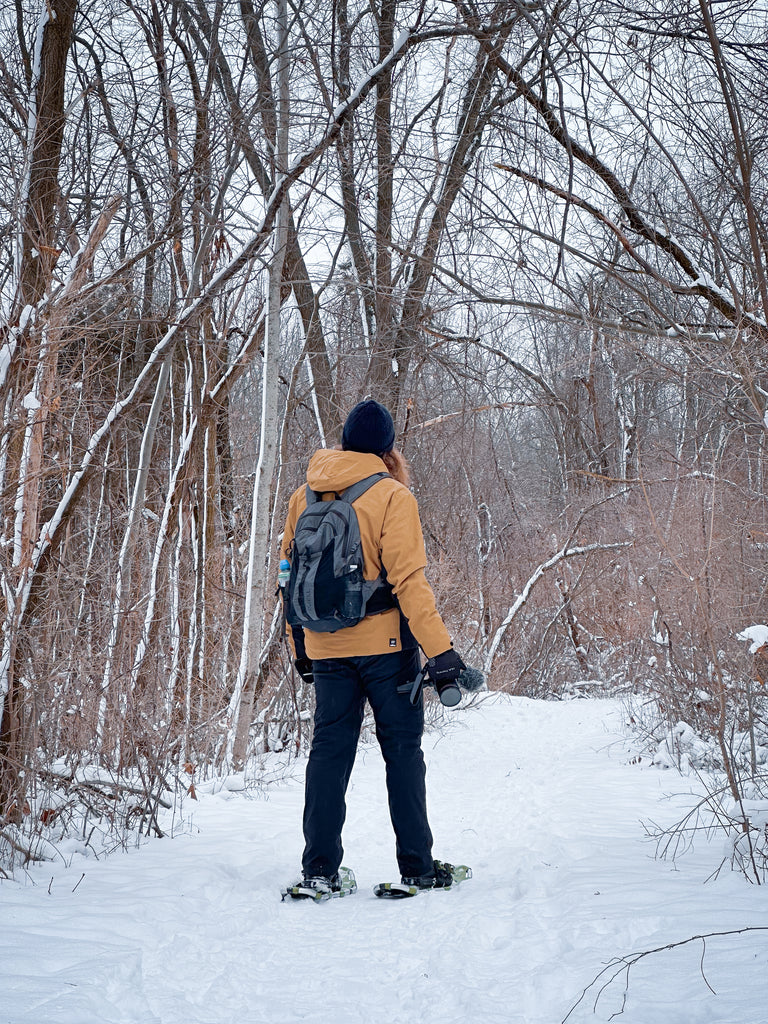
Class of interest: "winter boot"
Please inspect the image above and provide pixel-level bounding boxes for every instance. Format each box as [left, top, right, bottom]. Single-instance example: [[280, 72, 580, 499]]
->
[[401, 859, 455, 890], [282, 866, 357, 902]]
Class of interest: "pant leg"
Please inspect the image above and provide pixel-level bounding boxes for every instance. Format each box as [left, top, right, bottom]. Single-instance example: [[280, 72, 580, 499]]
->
[[301, 659, 365, 878], [360, 649, 434, 878]]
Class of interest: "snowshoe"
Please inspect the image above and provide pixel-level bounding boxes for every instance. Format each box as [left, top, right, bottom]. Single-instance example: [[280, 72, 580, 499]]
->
[[373, 860, 472, 899], [281, 866, 357, 903]]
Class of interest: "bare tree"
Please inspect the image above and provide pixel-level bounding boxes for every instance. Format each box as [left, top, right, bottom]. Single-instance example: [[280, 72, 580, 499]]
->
[[1, 0, 767, 869]]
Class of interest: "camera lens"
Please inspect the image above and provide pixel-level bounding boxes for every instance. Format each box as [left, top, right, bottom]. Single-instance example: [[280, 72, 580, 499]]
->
[[436, 679, 461, 707]]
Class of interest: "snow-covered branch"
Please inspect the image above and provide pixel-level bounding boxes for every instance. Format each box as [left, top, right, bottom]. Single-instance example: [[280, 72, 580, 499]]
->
[[486, 41, 768, 340], [0, 20, 423, 669], [483, 542, 631, 677]]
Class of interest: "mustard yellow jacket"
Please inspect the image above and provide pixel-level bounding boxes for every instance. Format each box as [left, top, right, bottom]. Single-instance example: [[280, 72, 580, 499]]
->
[[280, 449, 452, 660]]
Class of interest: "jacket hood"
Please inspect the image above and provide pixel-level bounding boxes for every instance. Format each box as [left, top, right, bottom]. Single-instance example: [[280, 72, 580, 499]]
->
[[306, 449, 388, 494]]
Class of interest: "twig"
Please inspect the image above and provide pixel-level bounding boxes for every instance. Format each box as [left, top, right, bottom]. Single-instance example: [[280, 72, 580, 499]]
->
[[0, 828, 48, 864], [562, 928, 768, 1022], [700, 937, 716, 996]]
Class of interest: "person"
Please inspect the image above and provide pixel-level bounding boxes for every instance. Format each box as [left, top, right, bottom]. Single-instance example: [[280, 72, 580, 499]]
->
[[280, 399, 466, 895]]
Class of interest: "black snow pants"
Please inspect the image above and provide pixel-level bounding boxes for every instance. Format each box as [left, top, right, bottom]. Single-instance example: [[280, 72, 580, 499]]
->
[[301, 648, 434, 879]]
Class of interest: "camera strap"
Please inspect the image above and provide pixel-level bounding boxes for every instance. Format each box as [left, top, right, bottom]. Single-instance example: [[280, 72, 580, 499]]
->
[[397, 664, 429, 705]]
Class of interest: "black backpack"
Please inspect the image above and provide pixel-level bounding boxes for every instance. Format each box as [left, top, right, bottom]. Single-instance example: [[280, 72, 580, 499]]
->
[[284, 473, 396, 633]]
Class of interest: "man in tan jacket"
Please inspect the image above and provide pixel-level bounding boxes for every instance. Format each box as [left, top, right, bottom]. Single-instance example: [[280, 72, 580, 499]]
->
[[281, 400, 466, 896]]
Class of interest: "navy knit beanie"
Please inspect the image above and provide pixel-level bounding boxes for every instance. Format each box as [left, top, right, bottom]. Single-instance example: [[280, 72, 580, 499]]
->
[[341, 400, 395, 455]]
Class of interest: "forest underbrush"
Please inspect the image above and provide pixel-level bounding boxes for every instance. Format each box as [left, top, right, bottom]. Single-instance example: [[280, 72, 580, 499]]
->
[[625, 658, 768, 886], [4, 627, 767, 887]]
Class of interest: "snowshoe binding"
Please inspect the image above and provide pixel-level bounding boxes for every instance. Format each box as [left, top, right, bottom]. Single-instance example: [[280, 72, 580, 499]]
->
[[373, 859, 472, 899], [281, 866, 357, 903]]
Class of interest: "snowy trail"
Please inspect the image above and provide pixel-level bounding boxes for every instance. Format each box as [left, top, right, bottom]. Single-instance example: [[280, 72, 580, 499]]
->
[[2, 695, 767, 1024]]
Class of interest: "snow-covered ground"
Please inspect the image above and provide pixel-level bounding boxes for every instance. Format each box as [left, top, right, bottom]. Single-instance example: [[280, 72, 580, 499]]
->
[[2, 695, 766, 1024]]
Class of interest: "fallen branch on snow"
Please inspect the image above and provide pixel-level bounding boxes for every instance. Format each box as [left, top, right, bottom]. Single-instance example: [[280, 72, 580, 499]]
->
[[562, 927, 768, 1022]]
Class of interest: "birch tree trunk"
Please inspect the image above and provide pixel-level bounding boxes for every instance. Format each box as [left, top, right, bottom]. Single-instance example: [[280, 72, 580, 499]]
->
[[227, 0, 290, 769], [97, 353, 171, 753]]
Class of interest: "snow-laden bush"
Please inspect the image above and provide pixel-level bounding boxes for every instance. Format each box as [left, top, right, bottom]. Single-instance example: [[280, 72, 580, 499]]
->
[[627, 624, 768, 883], [0, 755, 185, 877]]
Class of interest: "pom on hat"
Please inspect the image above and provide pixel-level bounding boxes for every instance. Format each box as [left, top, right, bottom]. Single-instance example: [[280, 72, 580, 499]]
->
[[341, 400, 395, 455]]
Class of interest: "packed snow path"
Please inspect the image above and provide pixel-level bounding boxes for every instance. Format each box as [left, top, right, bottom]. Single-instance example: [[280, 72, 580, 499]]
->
[[2, 695, 766, 1024]]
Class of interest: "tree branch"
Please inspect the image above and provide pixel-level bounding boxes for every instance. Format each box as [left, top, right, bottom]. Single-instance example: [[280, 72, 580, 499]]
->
[[562, 928, 768, 1023], [484, 540, 632, 676]]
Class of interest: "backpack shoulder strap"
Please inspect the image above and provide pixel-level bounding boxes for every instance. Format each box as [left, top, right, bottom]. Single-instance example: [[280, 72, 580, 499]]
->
[[340, 472, 390, 505]]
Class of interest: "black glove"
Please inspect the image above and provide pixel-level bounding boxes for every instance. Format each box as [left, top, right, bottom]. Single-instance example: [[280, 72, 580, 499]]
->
[[426, 649, 466, 707], [294, 658, 314, 684]]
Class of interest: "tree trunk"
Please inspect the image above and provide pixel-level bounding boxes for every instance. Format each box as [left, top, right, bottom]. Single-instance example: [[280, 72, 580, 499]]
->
[[227, 0, 290, 769], [15, 0, 77, 313], [2, 0, 77, 813]]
